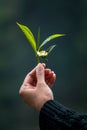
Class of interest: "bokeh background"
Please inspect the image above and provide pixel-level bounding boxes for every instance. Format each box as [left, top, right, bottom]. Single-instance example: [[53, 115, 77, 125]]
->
[[0, 0, 87, 130]]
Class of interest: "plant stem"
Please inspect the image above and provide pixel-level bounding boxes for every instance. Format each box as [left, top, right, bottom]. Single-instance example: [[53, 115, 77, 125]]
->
[[36, 55, 40, 63]]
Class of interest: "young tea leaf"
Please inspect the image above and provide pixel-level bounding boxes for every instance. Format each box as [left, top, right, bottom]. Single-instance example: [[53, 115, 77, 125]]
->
[[38, 34, 65, 50], [47, 45, 56, 55], [17, 22, 37, 53]]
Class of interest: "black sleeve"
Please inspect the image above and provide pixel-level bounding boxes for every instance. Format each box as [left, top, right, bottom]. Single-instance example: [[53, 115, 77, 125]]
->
[[39, 100, 87, 130]]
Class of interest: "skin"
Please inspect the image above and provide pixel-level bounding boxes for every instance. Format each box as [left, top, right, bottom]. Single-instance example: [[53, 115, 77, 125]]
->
[[19, 63, 56, 111]]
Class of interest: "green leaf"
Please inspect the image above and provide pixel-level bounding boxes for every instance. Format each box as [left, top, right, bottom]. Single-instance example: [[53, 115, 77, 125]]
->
[[17, 22, 37, 53], [38, 34, 65, 50], [46, 45, 56, 55]]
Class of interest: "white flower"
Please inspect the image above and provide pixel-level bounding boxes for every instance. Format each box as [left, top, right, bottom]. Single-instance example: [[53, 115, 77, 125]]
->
[[37, 50, 48, 57]]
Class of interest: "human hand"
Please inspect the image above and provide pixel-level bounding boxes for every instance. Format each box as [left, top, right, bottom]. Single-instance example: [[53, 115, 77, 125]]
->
[[19, 63, 56, 111]]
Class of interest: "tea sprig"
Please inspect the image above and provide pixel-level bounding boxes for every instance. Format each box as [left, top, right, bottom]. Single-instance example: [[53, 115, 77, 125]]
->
[[17, 22, 65, 63]]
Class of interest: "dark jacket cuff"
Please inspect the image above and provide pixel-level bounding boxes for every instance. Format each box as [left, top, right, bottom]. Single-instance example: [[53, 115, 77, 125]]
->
[[39, 100, 87, 130]]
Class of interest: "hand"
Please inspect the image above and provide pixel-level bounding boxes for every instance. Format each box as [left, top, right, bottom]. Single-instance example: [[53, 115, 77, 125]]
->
[[19, 63, 56, 111]]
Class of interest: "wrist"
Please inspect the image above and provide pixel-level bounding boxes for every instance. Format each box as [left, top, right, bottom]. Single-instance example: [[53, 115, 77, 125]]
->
[[37, 95, 54, 111]]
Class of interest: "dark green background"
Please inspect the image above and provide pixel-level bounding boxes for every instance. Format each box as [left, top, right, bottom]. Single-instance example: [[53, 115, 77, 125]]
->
[[0, 0, 87, 130]]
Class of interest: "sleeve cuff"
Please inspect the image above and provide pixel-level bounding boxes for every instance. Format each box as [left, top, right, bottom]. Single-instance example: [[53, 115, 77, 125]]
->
[[39, 100, 86, 130]]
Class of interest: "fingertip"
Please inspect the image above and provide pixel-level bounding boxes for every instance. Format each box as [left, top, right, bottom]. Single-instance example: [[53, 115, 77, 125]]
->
[[51, 71, 56, 78], [37, 63, 44, 69], [42, 63, 46, 68], [54, 73, 56, 78]]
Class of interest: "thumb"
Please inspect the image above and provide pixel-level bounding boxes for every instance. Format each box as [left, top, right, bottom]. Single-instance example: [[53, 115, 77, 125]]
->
[[36, 63, 45, 84]]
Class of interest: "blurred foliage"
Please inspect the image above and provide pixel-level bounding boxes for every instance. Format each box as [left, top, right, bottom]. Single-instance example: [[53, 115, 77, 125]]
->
[[0, 0, 87, 130]]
